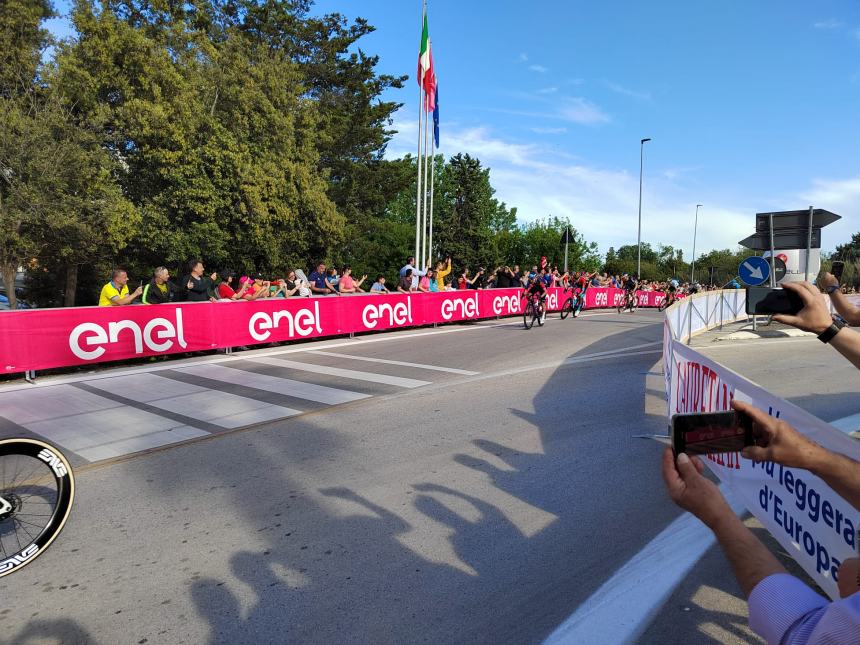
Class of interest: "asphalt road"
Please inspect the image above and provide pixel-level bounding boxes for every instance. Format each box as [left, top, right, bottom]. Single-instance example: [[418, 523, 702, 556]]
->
[[5, 310, 849, 644]]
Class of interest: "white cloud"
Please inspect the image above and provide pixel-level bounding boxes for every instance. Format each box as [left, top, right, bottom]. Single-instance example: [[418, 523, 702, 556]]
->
[[813, 19, 843, 29], [537, 86, 558, 94], [603, 80, 652, 101], [384, 119, 753, 257], [529, 64, 548, 73], [530, 126, 568, 135], [558, 97, 611, 125], [518, 52, 529, 62]]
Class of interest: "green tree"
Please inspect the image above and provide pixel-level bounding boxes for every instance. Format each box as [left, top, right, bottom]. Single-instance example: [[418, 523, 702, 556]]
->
[[57, 0, 343, 281], [515, 217, 599, 271], [432, 153, 516, 271]]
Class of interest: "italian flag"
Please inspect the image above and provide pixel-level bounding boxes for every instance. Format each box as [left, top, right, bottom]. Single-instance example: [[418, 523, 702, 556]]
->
[[418, 14, 436, 111]]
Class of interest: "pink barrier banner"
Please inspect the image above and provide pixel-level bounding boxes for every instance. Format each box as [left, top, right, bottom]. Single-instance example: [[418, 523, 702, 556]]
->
[[0, 287, 666, 374]]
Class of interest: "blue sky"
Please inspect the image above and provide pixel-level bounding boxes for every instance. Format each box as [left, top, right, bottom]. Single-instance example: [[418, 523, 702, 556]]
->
[[46, 0, 860, 257]]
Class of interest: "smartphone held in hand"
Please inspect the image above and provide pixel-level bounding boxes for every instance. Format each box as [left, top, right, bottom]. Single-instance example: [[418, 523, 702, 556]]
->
[[745, 287, 805, 315], [671, 410, 754, 456], [832, 261, 845, 281]]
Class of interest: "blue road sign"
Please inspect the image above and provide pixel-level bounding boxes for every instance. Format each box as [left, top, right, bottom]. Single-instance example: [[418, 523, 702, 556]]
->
[[738, 256, 770, 286]]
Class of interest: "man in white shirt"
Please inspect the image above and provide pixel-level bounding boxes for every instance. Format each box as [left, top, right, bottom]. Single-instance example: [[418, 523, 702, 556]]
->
[[400, 256, 427, 290]]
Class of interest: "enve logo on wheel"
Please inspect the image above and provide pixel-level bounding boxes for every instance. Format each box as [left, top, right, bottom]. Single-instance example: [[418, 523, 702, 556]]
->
[[38, 447, 68, 478], [0, 543, 40, 574]]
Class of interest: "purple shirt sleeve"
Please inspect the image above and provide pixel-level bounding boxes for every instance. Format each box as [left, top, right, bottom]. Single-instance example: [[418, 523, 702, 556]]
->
[[749, 573, 860, 644]]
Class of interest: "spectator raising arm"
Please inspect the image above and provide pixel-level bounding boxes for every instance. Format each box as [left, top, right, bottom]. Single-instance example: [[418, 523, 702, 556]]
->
[[820, 272, 860, 325], [773, 281, 860, 369]]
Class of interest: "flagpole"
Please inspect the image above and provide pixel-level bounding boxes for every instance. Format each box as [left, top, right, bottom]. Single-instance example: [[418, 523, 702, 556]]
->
[[414, 91, 424, 265], [414, 1, 427, 264], [428, 138, 436, 269], [421, 100, 431, 269]]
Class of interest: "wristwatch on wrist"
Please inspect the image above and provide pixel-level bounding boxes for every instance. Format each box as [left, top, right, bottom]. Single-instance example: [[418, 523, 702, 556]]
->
[[818, 317, 847, 344], [825, 284, 840, 295]]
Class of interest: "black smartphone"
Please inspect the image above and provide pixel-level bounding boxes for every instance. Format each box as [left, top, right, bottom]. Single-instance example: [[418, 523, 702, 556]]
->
[[671, 410, 754, 456], [832, 261, 845, 281], [745, 287, 805, 315]]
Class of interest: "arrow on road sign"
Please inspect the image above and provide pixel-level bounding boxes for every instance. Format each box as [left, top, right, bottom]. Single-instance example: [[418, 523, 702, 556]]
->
[[743, 261, 764, 281], [738, 256, 770, 286]]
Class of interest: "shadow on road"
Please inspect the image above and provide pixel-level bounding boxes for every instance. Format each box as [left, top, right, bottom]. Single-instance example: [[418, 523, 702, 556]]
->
[[15, 312, 754, 644]]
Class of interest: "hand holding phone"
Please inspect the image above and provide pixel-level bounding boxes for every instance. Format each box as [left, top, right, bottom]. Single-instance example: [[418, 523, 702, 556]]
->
[[671, 409, 754, 456]]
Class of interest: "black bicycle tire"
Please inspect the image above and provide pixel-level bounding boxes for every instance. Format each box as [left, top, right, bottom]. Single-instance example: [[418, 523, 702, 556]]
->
[[523, 302, 535, 329], [0, 438, 75, 578], [560, 297, 573, 320]]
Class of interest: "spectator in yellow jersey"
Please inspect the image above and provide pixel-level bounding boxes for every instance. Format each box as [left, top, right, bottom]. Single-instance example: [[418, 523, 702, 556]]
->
[[99, 269, 142, 306]]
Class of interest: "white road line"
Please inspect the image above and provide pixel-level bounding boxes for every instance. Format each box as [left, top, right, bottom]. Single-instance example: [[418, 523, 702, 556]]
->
[[307, 351, 479, 376], [543, 485, 747, 645], [178, 363, 370, 405], [246, 357, 431, 389], [85, 373, 301, 428]]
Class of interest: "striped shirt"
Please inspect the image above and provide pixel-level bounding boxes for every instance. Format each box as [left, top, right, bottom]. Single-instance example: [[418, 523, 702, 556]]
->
[[749, 573, 860, 644]]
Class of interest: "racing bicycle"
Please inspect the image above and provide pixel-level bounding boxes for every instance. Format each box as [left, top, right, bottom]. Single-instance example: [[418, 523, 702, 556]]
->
[[0, 438, 75, 578], [522, 291, 546, 329], [617, 290, 637, 314], [560, 286, 586, 320]]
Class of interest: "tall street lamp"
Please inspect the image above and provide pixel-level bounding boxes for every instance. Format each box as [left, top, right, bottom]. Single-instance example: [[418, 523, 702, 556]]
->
[[637, 138, 651, 278], [691, 204, 702, 283]]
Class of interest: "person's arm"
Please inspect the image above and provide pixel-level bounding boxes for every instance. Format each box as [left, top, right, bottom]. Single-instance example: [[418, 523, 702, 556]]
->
[[773, 281, 860, 369], [245, 286, 267, 300], [736, 401, 860, 512], [662, 448, 787, 597], [821, 272, 860, 325], [187, 277, 208, 295], [113, 286, 142, 305]]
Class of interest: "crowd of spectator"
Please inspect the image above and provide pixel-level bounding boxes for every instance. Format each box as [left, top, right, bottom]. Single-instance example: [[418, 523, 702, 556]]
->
[[97, 255, 732, 307]]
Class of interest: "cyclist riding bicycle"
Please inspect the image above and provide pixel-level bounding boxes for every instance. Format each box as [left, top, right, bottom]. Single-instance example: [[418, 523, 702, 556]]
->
[[523, 276, 547, 308], [660, 278, 680, 311], [620, 273, 638, 310], [525, 274, 548, 304]]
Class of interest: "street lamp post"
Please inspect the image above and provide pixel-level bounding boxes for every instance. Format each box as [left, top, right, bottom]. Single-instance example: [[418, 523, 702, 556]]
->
[[637, 138, 651, 278], [691, 204, 702, 283]]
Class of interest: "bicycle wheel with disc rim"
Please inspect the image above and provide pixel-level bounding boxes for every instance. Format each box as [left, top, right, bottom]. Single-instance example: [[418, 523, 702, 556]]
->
[[560, 297, 573, 320], [0, 439, 75, 578], [523, 302, 535, 329]]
